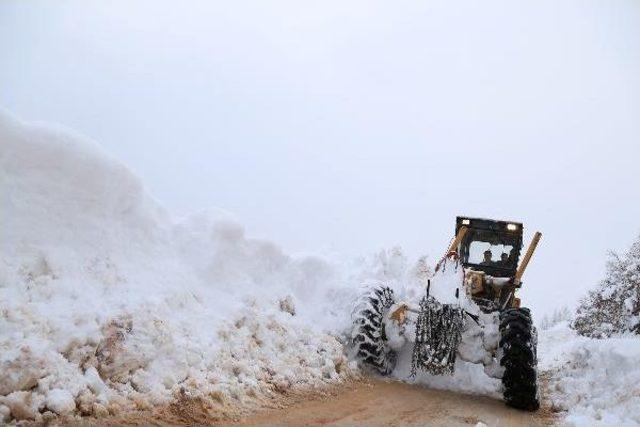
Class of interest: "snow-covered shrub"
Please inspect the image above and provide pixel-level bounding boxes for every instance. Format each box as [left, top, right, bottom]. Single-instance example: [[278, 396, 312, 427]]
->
[[539, 306, 572, 330], [572, 235, 640, 338]]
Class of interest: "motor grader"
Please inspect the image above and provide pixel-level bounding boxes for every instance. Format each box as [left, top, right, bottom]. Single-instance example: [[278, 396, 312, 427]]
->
[[351, 216, 542, 410]]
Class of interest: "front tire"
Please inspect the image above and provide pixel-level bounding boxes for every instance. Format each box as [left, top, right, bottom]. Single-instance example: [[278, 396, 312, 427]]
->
[[499, 307, 540, 411], [351, 286, 397, 375]]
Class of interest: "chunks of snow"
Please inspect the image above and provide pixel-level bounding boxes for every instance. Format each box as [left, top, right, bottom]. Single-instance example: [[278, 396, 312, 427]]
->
[[428, 256, 466, 305], [539, 322, 640, 426], [84, 367, 108, 397], [0, 108, 361, 423], [0, 391, 39, 421], [45, 389, 76, 415], [0, 404, 9, 424]]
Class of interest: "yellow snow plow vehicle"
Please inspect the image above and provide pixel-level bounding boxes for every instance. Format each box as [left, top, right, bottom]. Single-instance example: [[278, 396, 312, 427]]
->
[[352, 216, 542, 410]]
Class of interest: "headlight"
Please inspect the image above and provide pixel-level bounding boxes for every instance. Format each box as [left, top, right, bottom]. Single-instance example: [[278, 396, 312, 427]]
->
[[507, 223, 518, 231]]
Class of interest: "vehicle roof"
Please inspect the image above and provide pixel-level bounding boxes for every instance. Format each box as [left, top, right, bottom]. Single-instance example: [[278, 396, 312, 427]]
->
[[456, 216, 523, 227]]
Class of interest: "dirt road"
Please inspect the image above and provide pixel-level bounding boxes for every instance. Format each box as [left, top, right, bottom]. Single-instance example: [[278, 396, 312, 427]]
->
[[71, 379, 556, 427], [225, 379, 555, 427]]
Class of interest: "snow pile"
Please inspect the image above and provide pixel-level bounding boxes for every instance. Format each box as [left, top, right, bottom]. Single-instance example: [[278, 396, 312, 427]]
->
[[573, 235, 640, 337], [547, 233, 640, 425], [539, 322, 640, 426], [0, 109, 365, 423], [393, 350, 500, 397], [541, 234, 640, 424]]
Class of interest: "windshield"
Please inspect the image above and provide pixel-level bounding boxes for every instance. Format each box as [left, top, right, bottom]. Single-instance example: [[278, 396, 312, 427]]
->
[[469, 240, 514, 267], [460, 228, 520, 271]]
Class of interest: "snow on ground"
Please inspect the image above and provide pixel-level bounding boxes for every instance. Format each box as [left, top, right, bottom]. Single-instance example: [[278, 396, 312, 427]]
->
[[0, 108, 370, 423], [538, 322, 640, 426], [393, 349, 501, 397]]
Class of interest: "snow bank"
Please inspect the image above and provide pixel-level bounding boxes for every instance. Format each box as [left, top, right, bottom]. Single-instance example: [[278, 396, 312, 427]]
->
[[0, 108, 368, 423], [539, 322, 640, 426]]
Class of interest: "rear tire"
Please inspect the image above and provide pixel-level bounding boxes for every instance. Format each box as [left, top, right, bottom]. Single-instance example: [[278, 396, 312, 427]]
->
[[499, 307, 540, 411], [351, 286, 397, 375]]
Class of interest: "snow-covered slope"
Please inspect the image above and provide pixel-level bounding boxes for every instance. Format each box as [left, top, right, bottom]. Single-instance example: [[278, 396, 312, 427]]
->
[[0, 108, 372, 423]]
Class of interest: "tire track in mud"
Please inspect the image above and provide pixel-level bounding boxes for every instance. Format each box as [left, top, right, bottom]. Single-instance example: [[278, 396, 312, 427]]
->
[[51, 378, 557, 427], [225, 379, 556, 427]]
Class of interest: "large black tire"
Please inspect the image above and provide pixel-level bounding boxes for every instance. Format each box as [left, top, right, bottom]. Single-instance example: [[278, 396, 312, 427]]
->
[[351, 286, 397, 375], [499, 307, 540, 411]]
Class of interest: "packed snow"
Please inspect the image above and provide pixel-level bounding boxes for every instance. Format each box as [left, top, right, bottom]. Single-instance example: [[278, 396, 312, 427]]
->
[[0, 108, 360, 423], [539, 322, 640, 426], [1, 108, 639, 426]]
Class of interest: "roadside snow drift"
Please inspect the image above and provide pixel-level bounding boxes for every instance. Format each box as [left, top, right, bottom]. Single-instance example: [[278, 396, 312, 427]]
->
[[539, 322, 640, 427], [0, 109, 365, 423]]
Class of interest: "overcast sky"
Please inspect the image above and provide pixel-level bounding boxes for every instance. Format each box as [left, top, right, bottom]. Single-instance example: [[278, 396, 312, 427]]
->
[[2, 0, 639, 315]]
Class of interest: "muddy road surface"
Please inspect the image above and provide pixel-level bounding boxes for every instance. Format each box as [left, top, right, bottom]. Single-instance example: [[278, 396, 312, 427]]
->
[[224, 379, 555, 427], [70, 379, 556, 427]]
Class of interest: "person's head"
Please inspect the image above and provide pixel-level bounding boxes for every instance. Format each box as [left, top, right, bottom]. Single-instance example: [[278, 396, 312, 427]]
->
[[501, 253, 509, 262], [483, 250, 492, 262]]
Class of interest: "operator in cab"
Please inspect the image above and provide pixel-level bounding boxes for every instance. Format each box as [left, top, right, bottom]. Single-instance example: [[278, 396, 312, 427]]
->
[[500, 252, 510, 265], [481, 250, 493, 265]]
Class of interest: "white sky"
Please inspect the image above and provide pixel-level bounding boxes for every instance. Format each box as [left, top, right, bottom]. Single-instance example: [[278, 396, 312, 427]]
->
[[2, 0, 639, 316]]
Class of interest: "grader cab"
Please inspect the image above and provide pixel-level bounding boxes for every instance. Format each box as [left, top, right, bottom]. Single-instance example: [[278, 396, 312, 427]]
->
[[452, 216, 542, 311]]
